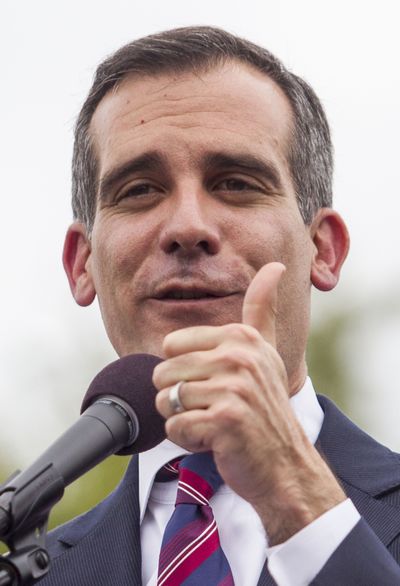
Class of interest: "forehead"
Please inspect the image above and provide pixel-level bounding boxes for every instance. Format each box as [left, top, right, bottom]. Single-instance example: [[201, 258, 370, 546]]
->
[[90, 61, 294, 178]]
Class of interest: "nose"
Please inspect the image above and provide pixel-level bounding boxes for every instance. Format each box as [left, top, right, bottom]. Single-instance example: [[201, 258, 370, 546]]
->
[[159, 189, 221, 256]]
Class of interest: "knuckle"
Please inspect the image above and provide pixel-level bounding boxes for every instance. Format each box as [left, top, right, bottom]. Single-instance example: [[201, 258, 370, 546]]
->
[[226, 380, 251, 401], [165, 414, 186, 440], [211, 398, 245, 427], [155, 389, 169, 417], [152, 364, 163, 388], [165, 417, 179, 441], [217, 346, 259, 374], [240, 324, 263, 344], [165, 416, 202, 450], [162, 333, 178, 356], [224, 322, 262, 344], [224, 323, 243, 337]]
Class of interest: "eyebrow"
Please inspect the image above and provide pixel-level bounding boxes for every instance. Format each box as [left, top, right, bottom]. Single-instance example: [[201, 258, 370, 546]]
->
[[98, 152, 167, 200], [203, 152, 283, 191], [98, 149, 283, 200]]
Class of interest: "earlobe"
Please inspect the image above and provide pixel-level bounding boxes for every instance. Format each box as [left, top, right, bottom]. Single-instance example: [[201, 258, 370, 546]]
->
[[310, 209, 350, 292], [63, 222, 96, 306]]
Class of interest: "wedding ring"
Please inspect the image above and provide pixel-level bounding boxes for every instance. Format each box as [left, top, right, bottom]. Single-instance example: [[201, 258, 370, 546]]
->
[[169, 381, 185, 414]]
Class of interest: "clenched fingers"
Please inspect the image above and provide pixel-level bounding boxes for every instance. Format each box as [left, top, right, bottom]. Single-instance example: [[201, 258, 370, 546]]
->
[[156, 374, 258, 418]]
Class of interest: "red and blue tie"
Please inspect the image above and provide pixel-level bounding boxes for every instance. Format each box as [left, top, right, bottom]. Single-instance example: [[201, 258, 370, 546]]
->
[[157, 452, 235, 586]]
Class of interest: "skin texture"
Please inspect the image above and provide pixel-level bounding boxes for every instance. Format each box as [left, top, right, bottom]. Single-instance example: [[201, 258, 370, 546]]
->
[[64, 61, 350, 544]]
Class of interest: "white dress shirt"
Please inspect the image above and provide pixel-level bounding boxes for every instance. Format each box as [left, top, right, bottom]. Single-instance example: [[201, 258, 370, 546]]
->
[[139, 378, 360, 585]]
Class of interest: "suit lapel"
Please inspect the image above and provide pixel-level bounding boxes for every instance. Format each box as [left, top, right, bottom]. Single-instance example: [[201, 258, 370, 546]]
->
[[46, 456, 142, 586], [317, 394, 400, 547]]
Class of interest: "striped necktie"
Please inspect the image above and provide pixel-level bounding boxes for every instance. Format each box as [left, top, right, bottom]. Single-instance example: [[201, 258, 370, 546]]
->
[[157, 452, 235, 586]]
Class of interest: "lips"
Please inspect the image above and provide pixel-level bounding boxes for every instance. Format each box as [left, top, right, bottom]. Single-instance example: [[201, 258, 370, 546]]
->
[[152, 283, 235, 301], [162, 290, 221, 300]]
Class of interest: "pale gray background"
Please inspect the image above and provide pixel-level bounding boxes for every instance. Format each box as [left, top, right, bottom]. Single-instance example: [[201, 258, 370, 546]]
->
[[1, 0, 399, 467]]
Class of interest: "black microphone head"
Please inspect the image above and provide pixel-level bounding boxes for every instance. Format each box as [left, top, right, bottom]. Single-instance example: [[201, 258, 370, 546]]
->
[[81, 354, 166, 454]]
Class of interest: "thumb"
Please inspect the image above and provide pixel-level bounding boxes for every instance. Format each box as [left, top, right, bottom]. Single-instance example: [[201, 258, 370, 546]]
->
[[242, 262, 286, 346]]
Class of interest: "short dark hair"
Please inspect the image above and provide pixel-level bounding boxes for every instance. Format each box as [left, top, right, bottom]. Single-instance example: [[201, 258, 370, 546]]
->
[[72, 26, 333, 231]]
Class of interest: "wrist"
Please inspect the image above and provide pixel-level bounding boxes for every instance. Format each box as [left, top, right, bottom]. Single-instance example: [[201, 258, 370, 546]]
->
[[252, 444, 346, 545]]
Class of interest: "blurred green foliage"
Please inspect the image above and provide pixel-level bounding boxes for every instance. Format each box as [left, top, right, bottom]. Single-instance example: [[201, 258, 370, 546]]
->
[[307, 312, 354, 412], [48, 455, 129, 531]]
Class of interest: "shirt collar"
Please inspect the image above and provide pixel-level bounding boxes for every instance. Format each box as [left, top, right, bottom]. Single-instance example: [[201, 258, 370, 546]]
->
[[138, 376, 323, 522]]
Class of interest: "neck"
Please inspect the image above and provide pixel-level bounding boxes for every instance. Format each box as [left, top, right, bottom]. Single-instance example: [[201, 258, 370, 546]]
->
[[287, 362, 308, 397]]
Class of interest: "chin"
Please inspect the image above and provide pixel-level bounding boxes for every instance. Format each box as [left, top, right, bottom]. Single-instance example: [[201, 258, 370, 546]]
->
[[112, 308, 241, 358], [115, 336, 166, 359]]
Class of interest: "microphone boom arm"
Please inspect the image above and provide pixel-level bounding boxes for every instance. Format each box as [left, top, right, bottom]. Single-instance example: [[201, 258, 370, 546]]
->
[[0, 353, 165, 585], [0, 398, 136, 585], [0, 466, 60, 585]]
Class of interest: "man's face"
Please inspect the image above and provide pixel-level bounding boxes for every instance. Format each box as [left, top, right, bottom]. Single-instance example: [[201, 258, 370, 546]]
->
[[71, 62, 322, 381]]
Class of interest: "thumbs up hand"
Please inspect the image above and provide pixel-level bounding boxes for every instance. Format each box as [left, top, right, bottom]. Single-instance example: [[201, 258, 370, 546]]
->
[[241, 261, 284, 346], [154, 262, 345, 545]]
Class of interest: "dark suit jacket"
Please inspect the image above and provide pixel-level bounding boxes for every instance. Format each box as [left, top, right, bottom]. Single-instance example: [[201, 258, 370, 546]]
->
[[39, 396, 400, 585]]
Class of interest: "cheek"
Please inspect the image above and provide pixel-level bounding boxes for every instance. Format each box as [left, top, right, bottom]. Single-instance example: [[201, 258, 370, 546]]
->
[[231, 213, 291, 268], [90, 217, 149, 286], [242, 213, 313, 302]]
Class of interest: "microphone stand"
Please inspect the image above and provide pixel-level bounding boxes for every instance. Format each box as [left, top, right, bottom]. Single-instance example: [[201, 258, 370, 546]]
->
[[0, 354, 163, 584], [0, 399, 130, 585], [0, 465, 65, 585], [0, 524, 50, 586]]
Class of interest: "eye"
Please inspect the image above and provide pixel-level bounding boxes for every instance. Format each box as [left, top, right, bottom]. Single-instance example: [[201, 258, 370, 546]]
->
[[213, 176, 265, 201], [214, 177, 262, 193], [116, 182, 161, 202]]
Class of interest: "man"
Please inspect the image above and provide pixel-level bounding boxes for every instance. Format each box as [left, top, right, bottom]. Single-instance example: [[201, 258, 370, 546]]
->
[[42, 26, 400, 584]]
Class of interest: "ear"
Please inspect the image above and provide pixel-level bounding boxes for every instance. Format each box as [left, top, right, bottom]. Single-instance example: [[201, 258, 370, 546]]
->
[[63, 222, 96, 306], [310, 208, 350, 292]]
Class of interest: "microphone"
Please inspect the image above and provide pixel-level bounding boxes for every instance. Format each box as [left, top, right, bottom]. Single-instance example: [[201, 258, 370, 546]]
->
[[0, 353, 165, 541]]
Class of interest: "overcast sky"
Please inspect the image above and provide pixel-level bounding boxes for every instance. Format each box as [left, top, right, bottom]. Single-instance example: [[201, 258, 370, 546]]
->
[[1, 0, 399, 467]]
